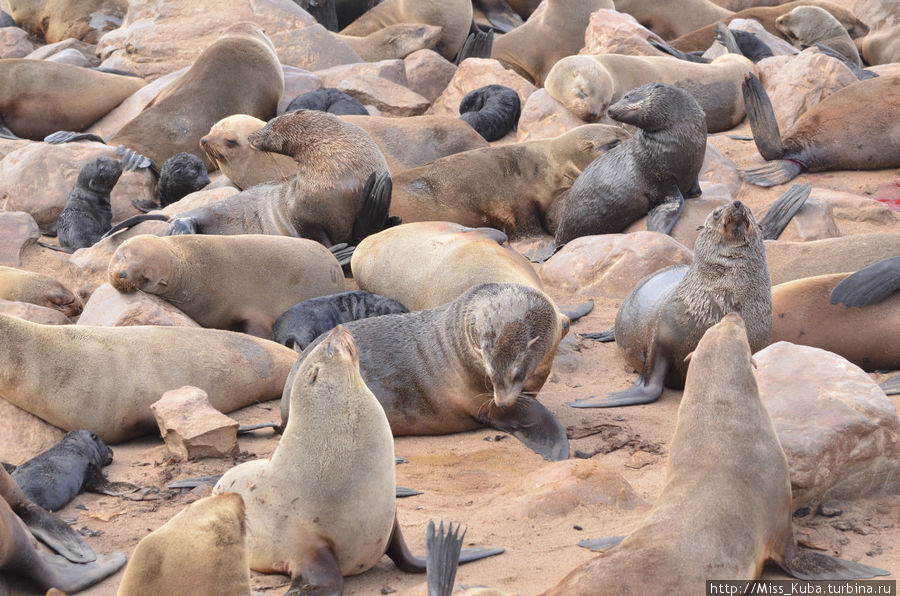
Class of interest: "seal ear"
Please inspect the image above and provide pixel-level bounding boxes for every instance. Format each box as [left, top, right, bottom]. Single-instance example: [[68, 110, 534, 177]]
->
[[304, 365, 320, 385]]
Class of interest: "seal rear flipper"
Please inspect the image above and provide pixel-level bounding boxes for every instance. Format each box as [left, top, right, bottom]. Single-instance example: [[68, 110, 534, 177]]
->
[[426, 520, 465, 596], [813, 43, 876, 81], [116, 145, 158, 176], [461, 226, 508, 245], [880, 375, 900, 396], [780, 546, 890, 580], [524, 239, 561, 264], [455, 27, 494, 64], [166, 216, 201, 236], [388, 516, 504, 575], [131, 199, 162, 213], [579, 327, 615, 342], [396, 487, 423, 498], [166, 474, 223, 489], [577, 535, 626, 552], [328, 242, 356, 267], [35, 549, 127, 593], [829, 256, 900, 308], [237, 422, 280, 434], [87, 479, 139, 498], [566, 356, 668, 408], [559, 300, 594, 322], [649, 39, 710, 63], [43, 131, 106, 144], [474, 0, 524, 33], [742, 72, 785, 162], [100, 213, 169, 239], [0, 114, 21, 140], [758, 182, 812, 240], [646, 191, 685, 235], [478, 394, 569, 461], [730, 30, 774, 63], [714, 22, 742, 55], [285, 540, 344, 596], [740, 159, 804, 187], [351, 171, 393, 245], [16, 502, 96, 563]]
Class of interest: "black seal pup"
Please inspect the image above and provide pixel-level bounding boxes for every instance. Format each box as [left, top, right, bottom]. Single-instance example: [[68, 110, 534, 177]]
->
[[55, 156, 122, 251], [458, 84, 521, 142]]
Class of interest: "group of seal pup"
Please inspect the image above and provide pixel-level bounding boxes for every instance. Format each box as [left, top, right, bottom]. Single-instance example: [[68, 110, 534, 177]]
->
[[0, 0, 899, 593]]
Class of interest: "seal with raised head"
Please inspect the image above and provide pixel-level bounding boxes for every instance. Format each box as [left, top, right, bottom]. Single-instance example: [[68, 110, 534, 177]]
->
[[108, 233, 345, 337], [741, 73, 900, 186], [775, 5, 861, 66], [570, 200, 772, 407], [0, 313, 297, 443], [116, 492, 252, 596], [554, 82, 707, 244], [56, 156, 123, 251], [216, 326, 502, 594], [282, 283, 571, 460], [544, 53, 755, 133], [547, 314, 889, 595], [0, 266, 82, 317]]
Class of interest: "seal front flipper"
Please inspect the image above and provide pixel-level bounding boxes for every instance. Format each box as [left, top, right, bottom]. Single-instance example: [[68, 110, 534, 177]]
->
[[646, 191, 685, 235], [33, 548, 127, 593], [742, 73, 785, 162], [477, 394, 569, 461], [649, 39, 709, 63], [567, 354, 668, 408], [285, 539, 344, 596], [559, 300, 594, 322], [43, 131, 105, 144], [100, 213, 170, 239], [455, 27, 494, 64], [386, 516, 504, 574], [474, 0, 524, 33], [328, 242, 356, 267], [0, 114, 21, 140], [829, 256, 900, 308], [758, 182, 811, 240], [396, 487, 423, 498], [16, 501, 97, 563], [741, 159, 805, 187], [426, 520, 465, 596], [780, 546, 890, 580], [579, 327, 615, 342], [577, 535, 626, 552], [880, 375, 900, 396], [166, 216, 201, 235], [351, 171, 393, 245]]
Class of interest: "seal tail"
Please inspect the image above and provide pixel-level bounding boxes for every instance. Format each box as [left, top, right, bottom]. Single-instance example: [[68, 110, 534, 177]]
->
[[758, 182, 811, 240], [781, 546, 890, 580], [426, 520, 465, 596], [829, 256, 900, 308], [455, 26, 494, 64], [740, 159, 804, 187], [741, 72, 785, 162], [100, 213, 170, 240]]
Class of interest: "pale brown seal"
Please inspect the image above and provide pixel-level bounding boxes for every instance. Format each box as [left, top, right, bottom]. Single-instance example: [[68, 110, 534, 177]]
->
[[7, 0, 126, 43], [765, 233, 900, 286], [775, 5, 861, 66], [108, 234, 345, 337], [547, 314, 889, 595], [0, 266, 82, 317], [856, 23, 900, 66], [613, 0, 732, 40], [200, 114, 298, 190], [335, 22, 443, 61]]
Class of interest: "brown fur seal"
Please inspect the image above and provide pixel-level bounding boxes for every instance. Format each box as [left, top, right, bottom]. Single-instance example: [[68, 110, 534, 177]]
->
[[216, 326, 501, 593], [388, 124, 630, 238], [613, 0, 732, 40], [570, 201, 771, 407], [0, 266, 82, 317], [856, 23, 900, 66], [765, 233, 900, 286], [339, 0, 472, 61], [108, 234, 345, 337], [545, 53, 754, 133], [491, 0, 614, 86], [351, 222, 543, 310], [771, 271, 900, 371], [108, 22, 283, 170], [0, 60, 144, 140], [0, 313, 296, 442], [200, 114, 298, 190], [741, 73, 900, 186], [335, 22, 443, 61], [283, 283, 571, 460], [554, 83, 707, 244], [7, 0, 126, 43], [547, 314, 889, 595], [775, 5, 861, 66], [670, 0, 869, 52], [116, 492, 252, 596]]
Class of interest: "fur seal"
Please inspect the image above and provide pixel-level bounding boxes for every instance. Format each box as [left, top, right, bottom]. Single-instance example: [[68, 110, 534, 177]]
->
[[0, 466, 127, 592], [0, 312, 297, 442], [286, 87, 369, 115], [547, 314, 889, 595], [282, 283, 571, 460], [116, 492, 252, 596], [458, 84, 521, 142], [155, 152, 210, 208], [0, 60, 144, 140], [200, 114, 298, 190], [217, 326, 502, 593], [765, 233, 900, 286], [56, 156, 122, 251], [108, 234, 345, 337], [339, 0, 472, 61], [273, 290, 409, 351], [775, 5, 861, 66], [554, 83, 707, 244], [570, 201, 771, 407], [0, 266, 82, 317], [389, 124, 630, 238], [613, 0, 732, 40], [856, 22, 900, 66], [490, 0, 614, 86], [830, 256, 900, 309], [741, 73, 900, 186], [107, 22, 283, 171], [335, 22, 443, 61], [544, 53, 755, 133], [7, 0, 126, 43]]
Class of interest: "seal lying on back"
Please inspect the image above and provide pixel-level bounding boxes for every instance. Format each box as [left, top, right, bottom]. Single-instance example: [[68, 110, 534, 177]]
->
[[570, 201, 772, 407], [547, 315, 888, 595], [741, 73, 900, 186], [282, 283, 571, 460], [554, 82, 707, 244], [56, 156, 123, 251]]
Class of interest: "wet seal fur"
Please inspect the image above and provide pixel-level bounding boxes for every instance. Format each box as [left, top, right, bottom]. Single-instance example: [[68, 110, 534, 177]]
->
[[282, 283, 571, 460], [109, 234, 345, 338], [570, 201, 772, 407], [0, 266, 82, 317], [458, 84, 522, 142], [273, 290, 409, 352], [217, 326, 502, 593], [55, 156, 123, 251], [554, 82, 707, 244], [547, 314, 889, 595]]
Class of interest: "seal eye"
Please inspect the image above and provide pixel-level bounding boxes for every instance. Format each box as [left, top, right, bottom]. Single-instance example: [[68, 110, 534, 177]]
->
[[225, 139, 238, 148]]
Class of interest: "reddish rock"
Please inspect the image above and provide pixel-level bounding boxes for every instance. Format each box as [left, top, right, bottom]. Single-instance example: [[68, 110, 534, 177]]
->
[[404, 49, 456, 102], [279, 66, 323, 114], [268, 24, 362, 71], [700, 142, 741, 198], [0, 26, 34, 58], [316, 59, 408, 88], [0, 211, 40, 267], [426, 58, 537, 118], [774, 196, 840, 242], [516, 89, 592, 142], [627, 191, 731, 249], [809, 189, 900, 229], [26, 38, 99, 65], [337, 74, 430, 117], [0, 398, 66, 466], [151, 386, 240, 460], [77, 283, 200, 327], [581, 9, 666, 56]]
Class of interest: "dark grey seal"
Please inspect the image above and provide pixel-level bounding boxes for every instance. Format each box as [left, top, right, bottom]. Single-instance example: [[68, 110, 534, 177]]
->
[[56, 156, 122, 251]]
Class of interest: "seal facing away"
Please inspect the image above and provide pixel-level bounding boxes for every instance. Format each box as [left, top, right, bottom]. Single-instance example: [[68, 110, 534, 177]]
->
[[741, 73, 900, 186], [554, 82, 707, 244], [548, 315, 889, 594], [56, 156, 123, 251], [570, 200, 772, 408], [282, 283, 571, 460], [216, 326, 502, 594]]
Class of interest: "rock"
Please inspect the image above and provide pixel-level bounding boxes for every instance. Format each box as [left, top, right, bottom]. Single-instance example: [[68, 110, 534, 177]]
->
[[151, 386, 239, 460], [268, 24, 362, 71], [540, 232, 693, 299], [755, 342, 900, 509], [404, 49, 456, 102], [0, 138, 30, 160], [581, 9, 666, 56], [77, 283, 200, 327], [773, 195, 840, 242], [0, 26, 34, 58], [493, 459, 647, 518], [728, 18, 797, 57], [44, 47, 93, 67], [0, 299, 72, 325], [0, 398, 66, 466], [516, 89, 591, 142], [316, 59, 407, 88], [808, 189, 900, 229], [699, 142, 741, 198], [0, 211, 40, 267], [278, 66, 322, 114], [426, 58, 537, 118], [86, 67, 188, 139], [0, 142, 155, 233], [627, 191, 731, 249], [757, 48, 857, 131], [26, 38, 100, 65], [336, 74, 430, 117]]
